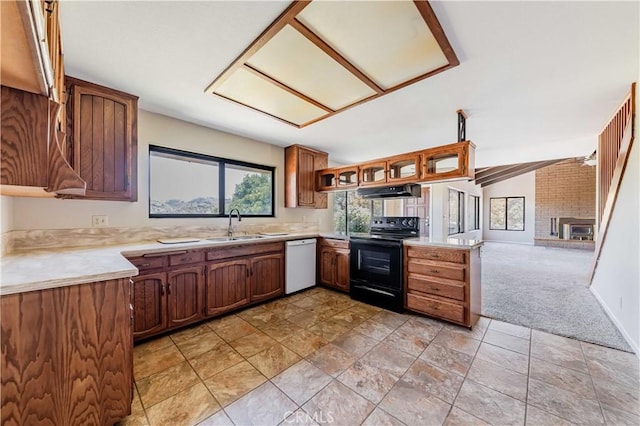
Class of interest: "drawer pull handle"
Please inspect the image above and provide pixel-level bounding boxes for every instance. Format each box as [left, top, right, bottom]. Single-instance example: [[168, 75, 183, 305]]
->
[[430, 269, 440, 274], [183, 257, 192, 262], [140, 263, 151, 267], [429, 254, 440, 258]]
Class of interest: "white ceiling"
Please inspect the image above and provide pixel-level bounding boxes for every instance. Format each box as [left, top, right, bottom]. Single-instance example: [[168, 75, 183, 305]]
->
[[59, 1, 638, 167]]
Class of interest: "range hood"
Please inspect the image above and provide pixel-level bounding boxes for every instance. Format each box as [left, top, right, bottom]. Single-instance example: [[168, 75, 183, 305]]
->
[[357, 184, 421, 199]]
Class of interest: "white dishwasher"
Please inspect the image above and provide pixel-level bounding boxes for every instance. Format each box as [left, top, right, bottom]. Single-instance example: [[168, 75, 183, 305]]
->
[[285, 239, 317, 294]]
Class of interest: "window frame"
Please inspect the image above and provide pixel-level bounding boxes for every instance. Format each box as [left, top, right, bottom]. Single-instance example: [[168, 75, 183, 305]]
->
[[469, 194, 480, 231], [148, 145, 275, 218], [489, 196, 525, 231], [448, 188, 465, 236]]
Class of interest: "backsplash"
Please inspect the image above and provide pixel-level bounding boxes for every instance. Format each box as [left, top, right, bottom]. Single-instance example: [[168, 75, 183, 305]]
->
[[6, 221, 318, 253]]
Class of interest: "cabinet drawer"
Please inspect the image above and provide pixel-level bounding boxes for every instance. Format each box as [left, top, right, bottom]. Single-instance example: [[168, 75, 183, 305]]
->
[[169, 251, 204, 266], [127, 255, 166, 271], [407, 246, 466, 264], [206, 242, 284, 261], [407, 275, 465, 301], [407, 293, 465, 323], [319, 238, 349, 250], [408, 259, 465, 281]]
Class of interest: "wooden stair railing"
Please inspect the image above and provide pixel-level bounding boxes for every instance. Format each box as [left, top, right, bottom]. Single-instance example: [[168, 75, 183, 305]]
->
[[588, 83, 636, 285]]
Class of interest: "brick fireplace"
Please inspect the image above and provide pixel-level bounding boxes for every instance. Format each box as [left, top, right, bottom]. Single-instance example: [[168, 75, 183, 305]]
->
[[535, 158, 596, 250]]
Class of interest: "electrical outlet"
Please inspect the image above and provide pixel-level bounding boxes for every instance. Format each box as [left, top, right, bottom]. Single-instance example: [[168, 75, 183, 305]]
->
[[92, 215, 108, 227]]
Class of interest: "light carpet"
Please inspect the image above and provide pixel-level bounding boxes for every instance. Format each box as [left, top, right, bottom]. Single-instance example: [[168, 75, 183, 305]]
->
[[481, 242, 632, 352]]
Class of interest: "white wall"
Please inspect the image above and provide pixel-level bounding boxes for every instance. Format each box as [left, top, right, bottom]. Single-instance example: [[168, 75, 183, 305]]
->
[[590, 103, 640, 354], [430, 179, 482, 241], [9, 110, 334, 231], [1, 196, 13, 233], [481, 172, 535, 244]]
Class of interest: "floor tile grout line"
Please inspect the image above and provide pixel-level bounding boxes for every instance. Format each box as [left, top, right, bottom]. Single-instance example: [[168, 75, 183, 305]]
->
[[581, 338, 608, 424], [447, 319, 493, 424], [524, 325, 532, 425]]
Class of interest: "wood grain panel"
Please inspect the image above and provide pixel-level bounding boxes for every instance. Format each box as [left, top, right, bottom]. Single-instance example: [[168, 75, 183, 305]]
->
[[1, 279, 132, 425], [169, 251, 205, 266], [408, 259, 465, 281], [206, 242, 284, 262], [0, 86, 49, 187], [79, 93, 93, 185], [250, 253, 284, 302], [132, 273, 167, 338], [91, 96, 104, 193], [102, 98, 115, 193], [407, 274, 465, 301], [334, 248, 350, 290], [167, 266, 203, 328], [66, 76, 138, 201], [406, 246, 466, 264], [205, 260, 250, 316], [113, 103, 126, 192], [406, 292, 464, 323]]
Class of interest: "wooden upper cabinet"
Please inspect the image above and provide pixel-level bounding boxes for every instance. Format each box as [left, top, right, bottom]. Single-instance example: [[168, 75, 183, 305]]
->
[[285, 144, 328, 208], [65, 76, 138, 201], [359, 160, 387, 186], [387, 153, 421, 183], [422, 141, 475, 181], [317, 165, 359, 191]]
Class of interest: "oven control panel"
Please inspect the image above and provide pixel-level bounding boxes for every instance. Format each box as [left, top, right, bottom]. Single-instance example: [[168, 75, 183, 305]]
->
[[371, 216, 420, 232]]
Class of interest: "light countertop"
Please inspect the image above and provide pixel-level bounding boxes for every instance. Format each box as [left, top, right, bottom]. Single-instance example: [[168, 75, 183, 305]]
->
[[1, 232, 482, 296], [403, 237, 484, 249], [0, 233, 317, 296]]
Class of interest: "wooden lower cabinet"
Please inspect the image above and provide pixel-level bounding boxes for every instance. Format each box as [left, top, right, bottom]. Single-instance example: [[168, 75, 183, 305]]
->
[[132, 272, 167, 339], [404, 244, 482, 328], [129, 242, 286, 341], [1, 278, 133, 425], [250, 253, 284, 302], [205, 259, 250, 316], [318, 238, 350, 292], [167, 266, 203, 328]]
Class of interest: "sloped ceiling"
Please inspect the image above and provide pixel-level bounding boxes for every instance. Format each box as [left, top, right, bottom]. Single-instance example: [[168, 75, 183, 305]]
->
[[59, 1, 639, 167]]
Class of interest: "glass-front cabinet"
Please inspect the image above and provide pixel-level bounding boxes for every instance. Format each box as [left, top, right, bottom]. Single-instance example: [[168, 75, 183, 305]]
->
[[359, 161, 387, 186], [316, 166, 359, 191], [387, 153, 421, 183], [316, 169, 337, 191], [422, 141, 475, 180], [337, 166, 358, 188]]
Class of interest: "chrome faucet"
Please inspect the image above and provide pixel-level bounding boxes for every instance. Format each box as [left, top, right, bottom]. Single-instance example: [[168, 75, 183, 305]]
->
[[228, 208, 241, 237]]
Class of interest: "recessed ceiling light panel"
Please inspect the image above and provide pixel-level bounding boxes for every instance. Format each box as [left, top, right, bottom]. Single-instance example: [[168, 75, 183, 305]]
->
[[206, 0, 458, 128]]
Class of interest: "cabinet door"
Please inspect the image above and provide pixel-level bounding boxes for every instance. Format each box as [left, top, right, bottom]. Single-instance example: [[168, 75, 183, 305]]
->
[[250, 253, 284, 302], [359, 161, 387, 186], [319, 247, 336, 286], [166, 266, 203, 328], [67, 77, 138, 201], [387, 154, 421, 183], [205, 260, 250, 317], [131, 272, 167, 339], [298, 148, 317, 207], [334, 249, 350, 290]]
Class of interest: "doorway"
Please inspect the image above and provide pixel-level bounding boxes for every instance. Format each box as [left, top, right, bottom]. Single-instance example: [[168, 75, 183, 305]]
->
[[404, 186, 430, 237]]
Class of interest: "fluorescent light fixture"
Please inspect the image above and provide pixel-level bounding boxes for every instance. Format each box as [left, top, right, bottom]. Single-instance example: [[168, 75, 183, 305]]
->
[[206, 0, 458, 128]]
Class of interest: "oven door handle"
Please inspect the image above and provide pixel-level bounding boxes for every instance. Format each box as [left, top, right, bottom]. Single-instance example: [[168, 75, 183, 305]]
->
[[351, 282, 396, 297], [350, 239, 403, 248]]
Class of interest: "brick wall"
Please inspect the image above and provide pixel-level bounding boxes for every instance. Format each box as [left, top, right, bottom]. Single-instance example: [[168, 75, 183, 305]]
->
[[535, 158, 596, 239]]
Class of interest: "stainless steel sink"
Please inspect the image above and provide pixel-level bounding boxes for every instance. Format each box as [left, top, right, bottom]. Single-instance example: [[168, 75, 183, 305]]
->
[[206, 235, 265, 242]]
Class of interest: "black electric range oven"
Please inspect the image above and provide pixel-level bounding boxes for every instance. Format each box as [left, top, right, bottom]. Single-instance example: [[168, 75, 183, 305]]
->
[[349, 217, 419, 312]]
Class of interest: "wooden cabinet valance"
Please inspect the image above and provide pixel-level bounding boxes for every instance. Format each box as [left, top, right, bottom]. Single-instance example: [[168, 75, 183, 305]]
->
[[315, 141, 475, 192]]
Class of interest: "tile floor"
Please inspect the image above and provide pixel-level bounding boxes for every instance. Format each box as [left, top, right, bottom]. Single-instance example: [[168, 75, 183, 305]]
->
[[120, 287, 640, 426]]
